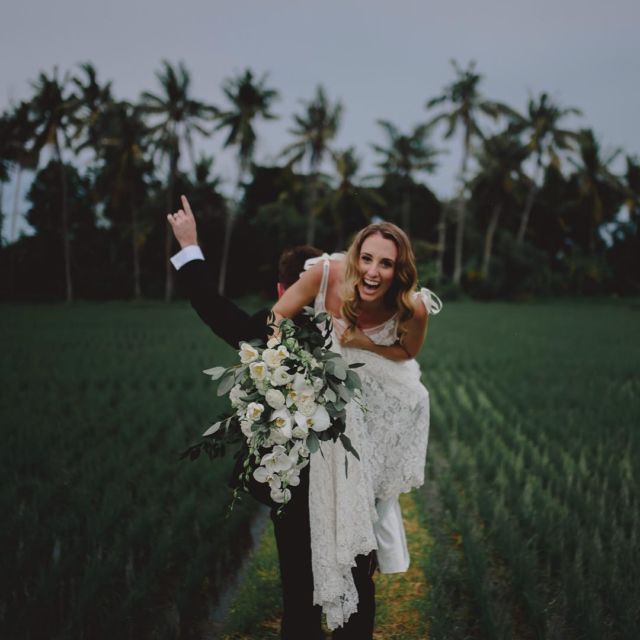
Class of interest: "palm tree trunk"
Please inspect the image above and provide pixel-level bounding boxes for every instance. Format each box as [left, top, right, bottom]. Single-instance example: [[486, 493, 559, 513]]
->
[[435, 204, 447, 282], [164, 147, 178, 302], [481, 203, 502, 279], [306, 176, 317, 246], [401, 190, 411, 235], [516, 159, 542, 245], [10, 166, 22, 242], [55, 141, 73, 303], [132, 205, 141, 300], [453, 138, 471, 286], [218, 169, 244, 296], [218, 206, 234, 296], [452, 195, 466, 285]]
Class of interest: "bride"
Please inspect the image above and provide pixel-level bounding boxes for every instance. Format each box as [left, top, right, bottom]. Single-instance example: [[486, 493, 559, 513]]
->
[[273, 222, 442, 635]]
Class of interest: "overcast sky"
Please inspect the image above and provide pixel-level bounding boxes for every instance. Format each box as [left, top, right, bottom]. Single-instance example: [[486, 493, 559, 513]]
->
[[2, 0, 639, 238]]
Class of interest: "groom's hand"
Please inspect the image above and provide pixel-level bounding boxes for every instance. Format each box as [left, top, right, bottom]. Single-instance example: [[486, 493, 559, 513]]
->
[[167, 195, 198, 248]]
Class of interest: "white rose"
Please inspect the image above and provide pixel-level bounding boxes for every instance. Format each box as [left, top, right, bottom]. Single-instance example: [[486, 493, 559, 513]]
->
[[271, 366, 293, 387], [292, 422, 308, 439], [240, 419, 253, 438], [262, 348, 283, 368], [239, 342, 259, 364], [229, 384, 244, 407], [299, 397, 317, 417], [295, 405, 331, 432], [249, 361, 267, 381], [265, 388, 286, 410], [246, 402, 265, 422]]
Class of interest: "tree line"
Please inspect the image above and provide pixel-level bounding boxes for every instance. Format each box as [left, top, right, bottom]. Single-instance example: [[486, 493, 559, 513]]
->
[[0, 59, 638, 302]]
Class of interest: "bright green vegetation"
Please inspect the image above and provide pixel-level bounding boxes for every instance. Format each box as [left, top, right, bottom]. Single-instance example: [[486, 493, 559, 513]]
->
[[418, 299, 640, 640], [1, 300, 638, 639]]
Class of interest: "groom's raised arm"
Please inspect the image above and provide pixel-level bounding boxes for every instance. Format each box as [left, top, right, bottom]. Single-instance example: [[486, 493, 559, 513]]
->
[[168, 197, 269, 348]]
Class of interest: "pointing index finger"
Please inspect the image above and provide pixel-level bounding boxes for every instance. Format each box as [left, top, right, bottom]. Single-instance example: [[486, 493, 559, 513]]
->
[[180, 195, 194, 218]]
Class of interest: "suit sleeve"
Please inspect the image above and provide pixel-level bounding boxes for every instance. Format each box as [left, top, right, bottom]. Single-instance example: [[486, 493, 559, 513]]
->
[[175, 259, 269, 348]]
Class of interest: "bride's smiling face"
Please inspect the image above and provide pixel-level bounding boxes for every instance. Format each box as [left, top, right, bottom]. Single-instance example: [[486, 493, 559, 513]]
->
[[357, 232, 398, 302]]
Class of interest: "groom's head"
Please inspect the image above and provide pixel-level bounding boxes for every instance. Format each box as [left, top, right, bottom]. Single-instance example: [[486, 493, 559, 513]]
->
[[277, 245, 322, 298]]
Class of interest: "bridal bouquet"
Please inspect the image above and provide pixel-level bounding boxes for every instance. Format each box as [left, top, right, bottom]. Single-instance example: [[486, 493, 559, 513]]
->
[[180, 308, 362, 507]]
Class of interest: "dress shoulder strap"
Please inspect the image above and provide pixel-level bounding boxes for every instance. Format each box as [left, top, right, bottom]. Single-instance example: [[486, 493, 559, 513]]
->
[[303, 252, 345, 312], [415, 287, 443, 315]]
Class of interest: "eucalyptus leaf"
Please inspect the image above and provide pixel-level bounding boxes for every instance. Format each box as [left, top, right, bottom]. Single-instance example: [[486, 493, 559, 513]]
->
[[307, 431, 320, 454], [202, 366, 226, 380], [340, 434, 360, 461], [217, 372, 236, 397]]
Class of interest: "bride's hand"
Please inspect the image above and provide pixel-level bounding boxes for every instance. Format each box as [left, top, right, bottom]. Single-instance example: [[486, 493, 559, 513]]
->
[[167, 195, 198, 248], [340, 327, 373, 350]]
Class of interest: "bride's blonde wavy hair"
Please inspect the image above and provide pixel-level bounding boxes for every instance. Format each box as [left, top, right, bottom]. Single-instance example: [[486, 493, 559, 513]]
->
[[340, 222, 418, 342]]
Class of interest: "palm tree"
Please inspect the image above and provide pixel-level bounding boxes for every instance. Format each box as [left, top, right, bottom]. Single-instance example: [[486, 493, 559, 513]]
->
[[510, 92, 581, 245], [214, 68, 278, 294], [281, 85, 342, 244], [0, 102, 37, 243], [426, 60, 516, 285], [567, 129, 624, 255], [140, 60, 216, 301], [71, 62, 113, 157], [96, 101, 153, 299], [326, 147, 384, 249], [372, 119, 440, 235], [28, 68, 79, 301], [470, 132, 529, 278]]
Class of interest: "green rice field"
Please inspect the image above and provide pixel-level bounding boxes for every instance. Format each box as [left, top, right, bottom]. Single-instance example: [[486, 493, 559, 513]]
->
[[1, 298, 639, 639]]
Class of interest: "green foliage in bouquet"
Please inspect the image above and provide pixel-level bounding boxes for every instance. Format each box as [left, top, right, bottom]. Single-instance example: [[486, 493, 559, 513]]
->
[[180, 307, 363, 507]]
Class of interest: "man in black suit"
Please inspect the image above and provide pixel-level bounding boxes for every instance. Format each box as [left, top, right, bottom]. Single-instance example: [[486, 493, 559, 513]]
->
[[168, 196, 376, 640]]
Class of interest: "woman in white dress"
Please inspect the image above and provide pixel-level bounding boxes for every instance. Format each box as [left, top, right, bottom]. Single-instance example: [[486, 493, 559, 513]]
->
[[272, 222, 442, 635]]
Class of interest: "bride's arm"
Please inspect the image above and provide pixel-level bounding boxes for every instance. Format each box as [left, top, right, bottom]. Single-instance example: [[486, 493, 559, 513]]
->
[[341, 302, 428, 361], [271, 261, 324, 323]]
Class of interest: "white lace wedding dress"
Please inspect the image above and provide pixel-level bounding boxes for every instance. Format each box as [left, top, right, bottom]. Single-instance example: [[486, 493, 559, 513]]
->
[[305, 255, 442, 630]]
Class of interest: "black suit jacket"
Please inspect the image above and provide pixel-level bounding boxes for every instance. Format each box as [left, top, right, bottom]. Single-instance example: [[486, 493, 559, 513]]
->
[[176, 258, 270, 348]]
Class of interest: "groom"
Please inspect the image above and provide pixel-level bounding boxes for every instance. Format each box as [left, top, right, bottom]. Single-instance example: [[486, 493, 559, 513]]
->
[[168, 197, 376, 640]]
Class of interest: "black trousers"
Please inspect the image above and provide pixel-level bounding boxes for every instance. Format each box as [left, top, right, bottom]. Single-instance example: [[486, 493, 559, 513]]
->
[[271, 465, 376, 640]]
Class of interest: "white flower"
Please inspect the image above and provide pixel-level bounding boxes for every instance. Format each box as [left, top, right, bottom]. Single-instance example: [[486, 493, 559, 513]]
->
[[239, 342, 259, 364], [270, 486, 292, 504], [270, 408, 293, 444], [271, 366, 293, 387], [253, 466, 281, 489], [262, 348, 283, 368], [240, 419, 253, 438], [284, 468, 301, 487], [312, 377, 324, 392], [262, 445, 294, 473], [295, 404, 331, 432], [292, 421, 308, 439], [249, 361, 268, 381], [298, 397, 318, 417], [276, 345, 289, 360], [266, 335, 281, 349], [265, 388, 286, 410], [246, 402, 265, 422], [229, 384, 244, 407]]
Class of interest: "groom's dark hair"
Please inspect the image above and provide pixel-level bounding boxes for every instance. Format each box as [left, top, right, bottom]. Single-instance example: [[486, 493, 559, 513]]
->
[[278, 245, 323, 288]]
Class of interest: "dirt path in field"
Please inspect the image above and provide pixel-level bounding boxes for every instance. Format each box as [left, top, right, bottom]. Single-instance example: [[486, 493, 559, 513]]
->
[[218, 492, 430, 640]]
